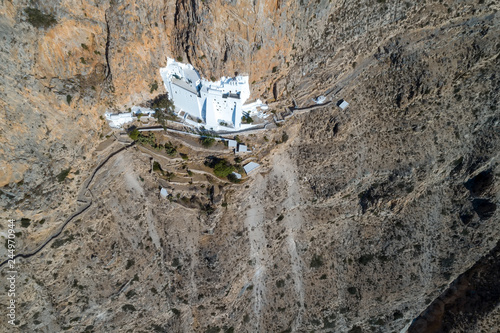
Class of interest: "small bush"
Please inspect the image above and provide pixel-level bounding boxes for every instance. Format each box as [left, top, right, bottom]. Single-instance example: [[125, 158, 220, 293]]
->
[[153, 161, 162, 172], [24, 7, 57, 28], [125, 290, 136, 299], [358, 254, 374, 265], [393, 311, 403, 320], [347, 287, 357, 295], [20, 218, 31, 228], [150, 81, 158, 93], [348, 326, 362, 333], [241, 114, 254, 124], [205, 326, 221, 333], [310, 254, 324, 268], [51, 235, 74, 249], [122, 304, 136, 312], [125, 259, 135, 270], [57, 168, 71, 182], [276, 279, 285, 288], [66, 95, 72, 105], [213, 159, 235, 178], [81, 43, 89, 50], [200, 137, 215, 147], [164, 141, 177, 156], [128, 129, 140, 141], [176, 56, 183, 62], [277, 214, 284, 222], [180, 153, 189, 160]]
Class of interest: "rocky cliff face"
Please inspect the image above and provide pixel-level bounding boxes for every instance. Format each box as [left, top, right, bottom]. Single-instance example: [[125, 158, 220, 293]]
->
[[0, 0, 499, 332]]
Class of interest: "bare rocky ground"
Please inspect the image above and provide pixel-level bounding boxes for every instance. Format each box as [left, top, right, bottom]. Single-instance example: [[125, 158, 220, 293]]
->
[[0, 0, 500, 332]]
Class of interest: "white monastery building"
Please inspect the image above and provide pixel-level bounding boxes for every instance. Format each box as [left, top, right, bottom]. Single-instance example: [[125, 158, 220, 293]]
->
[[160, 58, 264, 130]]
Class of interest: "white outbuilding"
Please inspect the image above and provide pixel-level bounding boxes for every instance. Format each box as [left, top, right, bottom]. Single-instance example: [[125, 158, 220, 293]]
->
[[243, 162, 260, 175], [237, 144, 248, 153], [338, 100, 349, 110]]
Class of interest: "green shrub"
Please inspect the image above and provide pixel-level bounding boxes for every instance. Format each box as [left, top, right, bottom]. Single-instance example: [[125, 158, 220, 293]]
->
[[153, 161, 162, 172], [20, 218, 31, 228], [57, 168, 71, 182], [24, 7, 57, 28], [200, 137, 215, 147], [125, 259, 135, 269], [241, 114, 253, 124], [213, 159, 235, 178], [164, 141, 177, 156], [180, 153, 189, 160], [358, 254, 374, 265], [310, 254, 324, 268], [81, 43, 89, 50], [51, 235, 74, 249], [348, 325, 362, 333], [125, 290, 136, 299], [122, 304, 136, 312], [128, 129, 140, 141], [66, 95, 72, 105], [205, 326, 221, 333], [176, 56, 183, 62], [150, 81, 158, 93], [393, 311, 403, 320]]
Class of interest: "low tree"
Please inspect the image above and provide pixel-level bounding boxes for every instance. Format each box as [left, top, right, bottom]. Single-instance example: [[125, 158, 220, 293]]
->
[[213, 159, 235, 178], [200, 136, 215, 147], [150, 94, 175, 126]]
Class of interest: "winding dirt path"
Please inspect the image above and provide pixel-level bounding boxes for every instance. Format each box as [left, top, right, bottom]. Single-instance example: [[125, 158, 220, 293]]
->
[[0, 142, 135, 268]]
